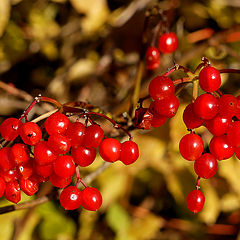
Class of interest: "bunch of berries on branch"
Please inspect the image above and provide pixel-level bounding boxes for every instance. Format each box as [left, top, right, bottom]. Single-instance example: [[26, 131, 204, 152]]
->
[[0, 99, 139, 211]]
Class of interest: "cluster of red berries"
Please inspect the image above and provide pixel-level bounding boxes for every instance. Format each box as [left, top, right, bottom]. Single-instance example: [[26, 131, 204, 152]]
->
[[146, 32, 178, 70], [135, 74, 179, 129], [0, 111, 139, 211], [179, 65, 240, 213]]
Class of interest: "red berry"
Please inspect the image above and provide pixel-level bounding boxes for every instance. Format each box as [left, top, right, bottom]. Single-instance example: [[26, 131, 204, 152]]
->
[[193, 93, 219, 120], [236, 95, 240, 119], [218, 94, 237, 118], [19, 177, 39, 196], [158, 32, 178, 54], [53, 155, 75, 178], [209, 135, 234, 160], [0, 168, 19, 182], [10, 143, 30, 165], [151, 113, 167, 128], [4, 181, 21, 203], [34, 141, 58, 165], [234, 146, 240, 160], [194, 153, 218, 179], [199, 66, 221, 92], [148, 76, 175, 100], [81, 187, 102, 211], [187, 190, 205, 213], [65, 122, 85, 148], [0, 118, 22, 141], [48, 133, 71, 154], [71, 146, 96, 167], [227, 121, 240, 148], [120, 141, 139, 165], [183, 103, 203, 129], [35, 163, 53, 178], [99, 138, 121, 162], [83, 125, 104, 149], [0, 147, 16, 171], [45, 112, 70, 135], [145, 46, 160, 70], [19, 122, 42, 145], [49, 173, 72, 188], [179, 133, 204, 161], [0, 177, 6, 197], [60, 186, 82, 210], [18, 161, 34, 180]]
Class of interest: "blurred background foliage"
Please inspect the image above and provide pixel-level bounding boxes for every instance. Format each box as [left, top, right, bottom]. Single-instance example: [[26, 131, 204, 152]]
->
[[0, 0, 240, 239]]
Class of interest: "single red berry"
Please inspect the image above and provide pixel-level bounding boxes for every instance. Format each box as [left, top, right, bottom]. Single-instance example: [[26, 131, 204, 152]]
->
[[71, 146, 96, 167], [0, 147, 16, 171], [151, 113, 167, 128], [204, 115, 231, 136], [30, 173, 48, 184], [10, 143, 30, 165], [145, 46, 160, 70], [234, 146, 240, 160], [0, 177, 6, 197], [0, 168, 19, 182], [81, 187, 102, 211], [120, 141, 139, 165], [199, 66, 221, 92], [17, 161, 34, 180], [83, 125, 104, 149], [209, 135, 234, 160], [186, 189, 205, 213], [53, 155, 75, 178], [158, 32, 178, 54], [0, 118, 22, 141], [34, 141, 58, 165], [49, 173, 72, 188], [150, 95, 179, 118], [19, 177, 39, 196], [45, 112, 70, 135], [194, 153, 218, 179], [99, 138, 121, 162], [4, 181, 21, 203], [183, 103, 203, 129], [60, 186, 82, 210], [35, 162, 53, 178], [179, 133, 204, 161], [48, 133, 71, 154], [148, 76, 175, 100], [193, 93, 219, 120], [65, 122, 85, 148], [19, 122, 42, 145], [236, 95, 240, 119], [227, 121, 240, 148], [218, 94, 237, 118]]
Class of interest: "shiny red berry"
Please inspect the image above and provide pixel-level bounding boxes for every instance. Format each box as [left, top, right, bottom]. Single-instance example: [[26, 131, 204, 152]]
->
[[187, 190, 205, 213], [18, 161, 34, 180], [183, 103, 203, 129], [227, 121, 240, 148], [120, 141, 139, 165], [151, 113, 167, 128], [19, 122, 42, 145], [19, 177, 39, 196], [199, 66, 221, 92], [99, 138, 121, 162], [0, 177, 6, 197], [158, 32, 178, 54], [81, 187, 102, 211], [45, 112, 70, 135], [65, 122, 85, 148], [10, 143, 30, 165], [49, 173, 72, 188], [83, 125, 104, 149], [0, 168, 19, 182], [4, 181, 21, 203], [53, 155, 75, 178], [145, 46, 160, 70], [60, 186, 82, 210], [35, 163, 53, 178], [71, 146, 96, 167], [48, 133, 71, 154], [0, 118, 22, 141], [0, 147, 16, 171], [218, 94, 237, 118]]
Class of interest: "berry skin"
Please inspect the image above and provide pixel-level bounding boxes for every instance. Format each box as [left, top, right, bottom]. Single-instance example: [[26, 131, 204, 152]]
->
[[19, 122, 42, 145], [194, 153, 218, 179], [148, 76, 175, 100], [145, 46, 160, 70], [81, 187, 102, 211], [49, 173, 72, 188], [0, 147, 16, 171], [48, 133, 71, 154], [19, 177, 39, 196], [4, 181, 21, 203], [60, 186, 82, 210], [0, 118, 22, 141], [71, 146, 96, 167], [193, 93, 219, 120], [53, 155, 75, 178], [151, 113, 167, 128], [120, 141, 139, 165], [34, 141, 58, 166], [10, 143, 30, 165], [150, 95, 179, 118], [218, 94, 237, 118], [187, 190, 205, 213], [65, 122, 85, 148], [83, 125, 104, 149], [198, 66, 221, 92], [209, 135, 234, 160], [0, 177, 6, 197], [183, 103, 203, 129], [0, 168, 19, 182], [99, 138, 121, 162], [35, 163, 53, 178], [227, 121, 240, 148], [18, 161, 34, 180], [234, 147, 240, 160], [158, 32, 178, 54], [179, 133, 204, 161], [45, 112, 70, 135]]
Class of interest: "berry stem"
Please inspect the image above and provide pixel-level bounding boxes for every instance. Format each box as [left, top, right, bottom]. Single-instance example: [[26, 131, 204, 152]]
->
[[75, 167, 88, 188], [163, 64, 179, 76], [19, 97, 39, 121], [196, 176, 201, 190], [172, 77, 192, 85], [31, 109, 58, 123], [138, 95, 151, 107], [219, 69, 240, 74], [192, 80, 199, 102], [38, 96, 62, 109]]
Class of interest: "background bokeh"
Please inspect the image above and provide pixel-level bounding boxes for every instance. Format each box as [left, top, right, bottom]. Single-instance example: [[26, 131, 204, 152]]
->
[[1, 0, 240, 239]]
